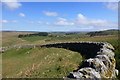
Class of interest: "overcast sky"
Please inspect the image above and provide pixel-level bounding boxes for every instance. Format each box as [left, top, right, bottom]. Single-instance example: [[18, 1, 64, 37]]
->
[[1, 2, 118, 32]]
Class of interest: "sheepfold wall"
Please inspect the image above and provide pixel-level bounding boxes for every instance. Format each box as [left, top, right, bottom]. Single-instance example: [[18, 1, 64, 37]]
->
[[40, 41, 118, 79]]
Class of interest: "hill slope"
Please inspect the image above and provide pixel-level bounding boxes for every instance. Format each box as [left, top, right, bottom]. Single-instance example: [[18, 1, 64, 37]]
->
[[86, 29, 119, 37]]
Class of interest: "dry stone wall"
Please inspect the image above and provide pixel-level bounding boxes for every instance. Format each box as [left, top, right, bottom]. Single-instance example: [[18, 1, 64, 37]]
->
[[40, 41, 119, 79]]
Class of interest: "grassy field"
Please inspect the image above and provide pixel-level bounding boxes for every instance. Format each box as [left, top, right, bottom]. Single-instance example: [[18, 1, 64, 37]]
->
[[2, 31, 120, 78], [3, 47, 82, 78], [2, 32, 33, 47]]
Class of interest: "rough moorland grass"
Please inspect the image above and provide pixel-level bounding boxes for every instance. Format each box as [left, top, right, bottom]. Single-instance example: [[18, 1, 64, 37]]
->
[[2, 47, 82, 78]]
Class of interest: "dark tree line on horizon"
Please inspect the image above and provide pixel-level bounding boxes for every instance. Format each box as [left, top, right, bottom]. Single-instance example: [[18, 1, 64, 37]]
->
[[18, 32, 48, 38]]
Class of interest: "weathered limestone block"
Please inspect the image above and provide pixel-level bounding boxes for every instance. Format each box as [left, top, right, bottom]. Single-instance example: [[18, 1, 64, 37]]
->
[[102, 42, 115, 51], [97, 48, 115, 58], [68, 68, 101, 79]]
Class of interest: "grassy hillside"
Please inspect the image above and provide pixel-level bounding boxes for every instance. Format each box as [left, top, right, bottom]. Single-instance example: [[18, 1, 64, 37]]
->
[[86, 29, 119, 37], [2, 30, 120, 78], [3, 47, 82, 78]]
